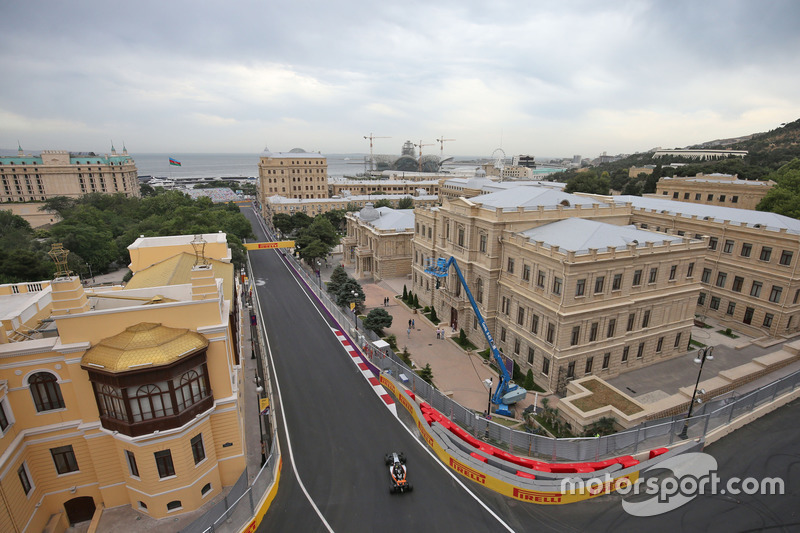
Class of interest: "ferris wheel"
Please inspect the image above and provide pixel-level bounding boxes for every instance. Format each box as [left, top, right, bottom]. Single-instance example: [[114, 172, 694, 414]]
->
[[491, 148, 506, 171]]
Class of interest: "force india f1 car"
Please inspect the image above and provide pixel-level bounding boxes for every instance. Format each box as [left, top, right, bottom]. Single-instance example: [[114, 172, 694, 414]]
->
[[384, 452, 413, 494]]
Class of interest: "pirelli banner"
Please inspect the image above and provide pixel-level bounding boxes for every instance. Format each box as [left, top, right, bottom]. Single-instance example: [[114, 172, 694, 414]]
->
[[244, 240, 295, 250], [380, 373, 642, 505]]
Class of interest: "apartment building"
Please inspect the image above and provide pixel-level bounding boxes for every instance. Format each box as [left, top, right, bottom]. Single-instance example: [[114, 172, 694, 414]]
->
[[0, 234, 245, 529], [263, 193, 438, 219], [653, 173, 775, 210], [615, 195, 800, 338], [410, 187, 704, 392], [341, 204, 415, 281], [0, 146, 139, 203], [258, 150, 328, 207], [328, 177, 440, 197]]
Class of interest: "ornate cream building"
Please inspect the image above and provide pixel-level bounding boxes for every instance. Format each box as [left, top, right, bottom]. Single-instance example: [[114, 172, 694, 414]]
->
[[342, 204, 415, 281], [0, 234, 245, 530], [653, 173, 775, 210], [0, 146, 139, 203], [411, 187, 705, 392], [327, 177, 440, 197], [263, 193, 438, 218]]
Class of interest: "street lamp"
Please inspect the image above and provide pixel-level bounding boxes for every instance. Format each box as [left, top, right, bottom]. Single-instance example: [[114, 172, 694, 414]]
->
[[679, 346, 714, 439], [316, 259, 322, 289], [86, 263, 94, 284], [351, 289, 359, 330], [483, 377, 493, 417], [255, 383, 266, 465]]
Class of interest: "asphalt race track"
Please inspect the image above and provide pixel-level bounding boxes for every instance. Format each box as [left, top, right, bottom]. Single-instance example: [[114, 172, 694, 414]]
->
[[241, 206, 799, 533], [242, 207, 514, 532]]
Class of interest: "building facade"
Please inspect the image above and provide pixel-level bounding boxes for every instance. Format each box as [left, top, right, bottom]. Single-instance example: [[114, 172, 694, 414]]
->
[[328, 178, 440, 198], [341, 204, 415, 280], [653, 173, 775, 210], [0, 234, 245, 530], [263, 193, 438, 219], [258, 150, 328, 205], [0, 146, 139, 204], [410, 188, 704, 392]]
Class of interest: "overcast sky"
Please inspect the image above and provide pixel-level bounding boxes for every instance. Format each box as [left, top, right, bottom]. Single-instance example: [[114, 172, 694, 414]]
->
[[1, 0, 799, 158]]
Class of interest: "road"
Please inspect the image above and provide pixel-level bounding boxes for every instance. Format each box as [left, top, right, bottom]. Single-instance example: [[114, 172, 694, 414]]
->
[[242, 205, 799, 532], [242, 206, 515, 532]]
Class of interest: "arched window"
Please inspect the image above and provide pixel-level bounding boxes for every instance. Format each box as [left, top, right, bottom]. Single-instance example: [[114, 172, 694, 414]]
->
[[97, 384, 126, 420], [175, 369, 207, 411], [130, 384, 173, 421], [29, 372, 65, 412]]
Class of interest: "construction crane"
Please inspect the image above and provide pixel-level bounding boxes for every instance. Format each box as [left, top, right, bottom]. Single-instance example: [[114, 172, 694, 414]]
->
[[363, 133, 391, 172], [414, 140, 435, 172], [424, 257, 526, 416], [435, 136, 455, 159]]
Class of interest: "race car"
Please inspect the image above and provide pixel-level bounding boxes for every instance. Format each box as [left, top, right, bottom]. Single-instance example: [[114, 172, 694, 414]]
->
[[384, 452, 413, 494]]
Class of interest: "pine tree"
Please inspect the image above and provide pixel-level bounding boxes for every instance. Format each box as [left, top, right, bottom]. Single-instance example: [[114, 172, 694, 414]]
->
[[402, 284, 408, 301]]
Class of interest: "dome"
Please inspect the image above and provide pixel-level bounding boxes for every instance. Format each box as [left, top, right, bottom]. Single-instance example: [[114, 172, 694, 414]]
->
[[288, 148, 307, 153], [81, 322, 208, 373], [475, 167, 486, 177], [359, 202, 380, 222]]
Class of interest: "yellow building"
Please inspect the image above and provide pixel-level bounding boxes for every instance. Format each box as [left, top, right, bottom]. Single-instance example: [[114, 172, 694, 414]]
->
[[0, 145, 139, 203], [0, 234, 245, 530], [653, 173, 775, 210], [258, 149, 328, 205]]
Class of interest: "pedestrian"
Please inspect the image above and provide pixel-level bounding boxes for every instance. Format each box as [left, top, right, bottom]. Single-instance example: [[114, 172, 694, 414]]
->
[[436, 329, 440, 340], [408, 319, 412, 328], [407, 328, 411, 338], [412, 319, 415, 328]]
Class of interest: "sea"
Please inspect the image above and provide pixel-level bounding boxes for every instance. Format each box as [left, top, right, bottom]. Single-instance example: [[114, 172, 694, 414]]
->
[[131, 153, 564, 180]]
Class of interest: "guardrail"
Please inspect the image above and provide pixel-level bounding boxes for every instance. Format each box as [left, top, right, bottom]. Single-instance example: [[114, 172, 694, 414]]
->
[[283, 246, 800, 462]]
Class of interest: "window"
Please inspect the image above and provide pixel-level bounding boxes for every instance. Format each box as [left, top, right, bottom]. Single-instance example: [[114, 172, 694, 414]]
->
[[542, 357, 550, 375], [607, 319, 616, 338], [191, 434, 206, 465], [126, 450, 139, 477], [701, 268, 711, 284], [719, 194, 726, 202], [741, 243, 752, 258], [632, 270, 642, 286], [750, 281, 763, 298], [570, 326, 580, 346], [780, 250, 793, 266], [479, 234, 487, 253], [553, 277, 562, 295], [716, 272, 727, 288], [527, 347, 534, 365], [507, 257, 515, 274], [769, 286, 783, 303], [457, 227, 464, 247], [674, 332, 682, 348], [517, 306, 525, 325], [476, 278, 483, 303], [500, 327, 507, 342], [612, 274, 622, 291], [795, 289, 800, 304], [656, 337, 664, 352], [51, 445, 79, 474], [589, 322, 598, 342], [594, 276, 605, 294], [546, 323, 555, 344], [167, 500, 182, 511], [132, 384, 174, 421], [707, 194, 714, 201], [763, 313, 774, 328], [626, 313, 635, 332], [201, 483, 212, 496], [0, 398, 11, 433], [710, 297, 720, 310], [726, 302, 736, 315], [723, 240, 734, 253], [732, 276, 744, 292], [536, 271, 545, 288], [636, 343, 644, 358], [732, 195, 738, 203], [567, 361, 575, 378], [522, 264, 531, 282], [28, 372, 65, 412], [708, 237, 718, 250], [743, 307, 754, 325], [531, 314, 539, 335], [602, 353, 610, 370], [585, 357, 593, 374], [683, 192, 689, 199], [698, 292, 706, 305], [18, 463, 33, 496], [642, 310, 651, 328], [687, 262, 694, 278], [648, 268, 658, 284], [622, 346, 630, 362], [575, 279, 586, 297], [669, 265, 677, 281], [672, 191, 678, 198], [155, 450, 175, 478], [760, 247, 772, 262]]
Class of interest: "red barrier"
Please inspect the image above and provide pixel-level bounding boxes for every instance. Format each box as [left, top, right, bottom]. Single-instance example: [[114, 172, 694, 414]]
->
[[649, 448, 668, 460], [516, 470, 536, 479], [470, 452, 488, 463]]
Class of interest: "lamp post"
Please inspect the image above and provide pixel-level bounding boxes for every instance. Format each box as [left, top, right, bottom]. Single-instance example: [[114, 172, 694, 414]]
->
[[316, 259, 322, 289], [86, 263, 94, 284], [679, 346, 714, 439], [255, 383, 266, 465], [483, 377, 493, 417]]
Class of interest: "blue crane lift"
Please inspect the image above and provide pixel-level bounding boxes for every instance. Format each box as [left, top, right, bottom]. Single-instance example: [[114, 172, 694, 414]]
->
[[424, 257, 526, 416]]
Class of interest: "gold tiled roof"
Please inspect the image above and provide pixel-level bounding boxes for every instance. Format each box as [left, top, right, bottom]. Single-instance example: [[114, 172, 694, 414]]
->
[[124, 252, 234, 301], [81, 322, 208, 372]]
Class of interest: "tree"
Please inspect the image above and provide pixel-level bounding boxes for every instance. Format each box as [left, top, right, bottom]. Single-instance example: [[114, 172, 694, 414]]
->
[[322, 209, 347, 232], [458, 328, 467, 345], [328, 265, 349, 294], [397, 197, 414, 209], [402, 285, 408, 301], [564, 171, 610, 195], [412, 293, 419, 308], [336, 277, 365, 313], [524, 369, 534, 390], [418, 363, 434, 384], [757, 159, 800, 218], [372, 199, 392, 208], [362, 308, 393, 335]]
